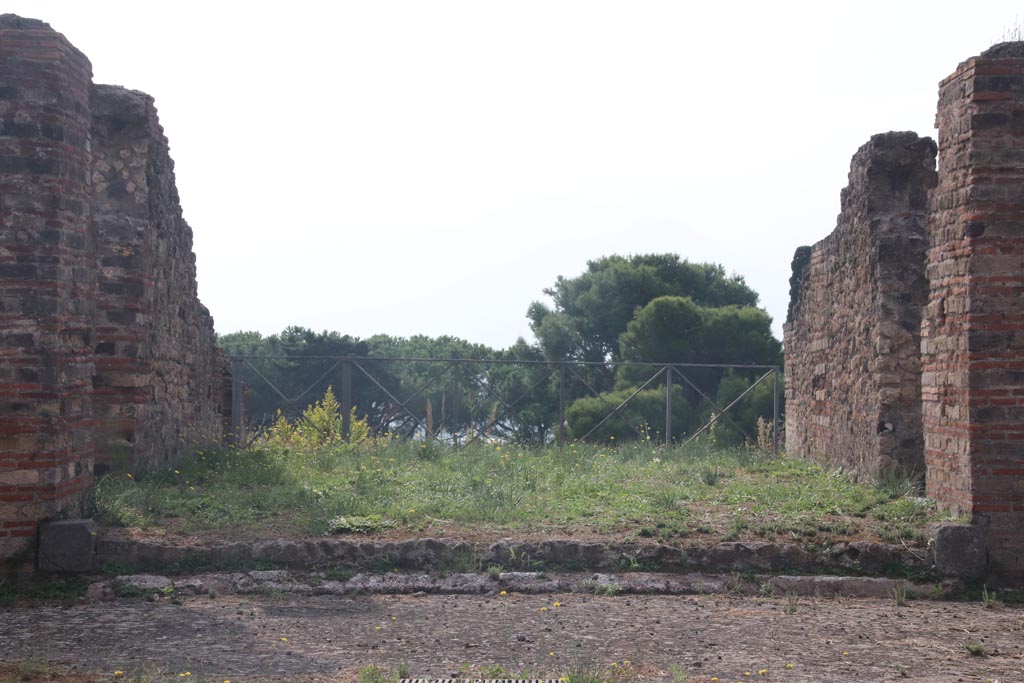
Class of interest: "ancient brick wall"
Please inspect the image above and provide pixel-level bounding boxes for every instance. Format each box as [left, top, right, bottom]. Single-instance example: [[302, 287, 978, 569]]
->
[[91, 85, 224, 473], [784, 132, 936, 477], [0, 15, 97, 563], [923, 43, 1024, 577], [0, 15, 227, 566]]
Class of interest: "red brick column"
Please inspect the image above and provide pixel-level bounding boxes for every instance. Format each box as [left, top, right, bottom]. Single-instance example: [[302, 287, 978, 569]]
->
[[0, 15, 96, 563], [924, 43, 1024, 578]]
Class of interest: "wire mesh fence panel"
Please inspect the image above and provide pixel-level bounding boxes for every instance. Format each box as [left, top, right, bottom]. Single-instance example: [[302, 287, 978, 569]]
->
[[229, 356, 781, 452]]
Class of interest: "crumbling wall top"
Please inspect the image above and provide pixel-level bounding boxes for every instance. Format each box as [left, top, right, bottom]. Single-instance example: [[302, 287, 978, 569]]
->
[[980, 41, 1024, 59], [0, 14, 52, 30], [93, 84, 157, 121]]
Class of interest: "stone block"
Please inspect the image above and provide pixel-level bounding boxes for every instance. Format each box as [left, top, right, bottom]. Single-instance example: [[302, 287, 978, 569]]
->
[[929, 522, 987, 579], [37, 518, 97, 573]]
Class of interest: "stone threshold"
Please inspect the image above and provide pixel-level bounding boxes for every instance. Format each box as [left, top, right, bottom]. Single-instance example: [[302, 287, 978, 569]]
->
[[95, 535, 934, 578], [89, 568, 954, 601]]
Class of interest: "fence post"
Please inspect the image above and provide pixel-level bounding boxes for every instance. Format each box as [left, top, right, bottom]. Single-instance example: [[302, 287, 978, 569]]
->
[[231, 357, 245, 445], [557, 365, 566, 447], [341, 360, 352, 442], [452, 366, 461, 449], [772, 366, 780, 456], [664, 366, 673, 445]]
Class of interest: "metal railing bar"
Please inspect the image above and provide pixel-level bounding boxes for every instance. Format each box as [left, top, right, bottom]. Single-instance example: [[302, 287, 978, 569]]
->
[[565, 365, 650, 438], [671, 367, 754, 444], [351, 359, 427, 435], [465, 365, 556, 420], [578, 367, 666, 442], [228, 354, 780, 371], [394, 360, 458, 407], [243, 358, 342, 410], [680, 369, 775, 449]]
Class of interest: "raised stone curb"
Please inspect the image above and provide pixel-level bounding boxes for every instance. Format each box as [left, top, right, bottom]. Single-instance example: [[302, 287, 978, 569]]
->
[[95, 535, 935, 578], [88, 569, 952, 601]]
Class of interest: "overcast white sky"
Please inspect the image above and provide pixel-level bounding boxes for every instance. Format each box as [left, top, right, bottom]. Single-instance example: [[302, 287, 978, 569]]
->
[[7, 1, 1022, 348]]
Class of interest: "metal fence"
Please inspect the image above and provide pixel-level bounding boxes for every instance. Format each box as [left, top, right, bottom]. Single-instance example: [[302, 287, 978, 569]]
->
[[228, 356, 782, 453]]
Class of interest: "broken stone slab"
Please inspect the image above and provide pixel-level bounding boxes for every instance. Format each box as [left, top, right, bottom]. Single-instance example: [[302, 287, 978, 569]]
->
[[38, 519, 98, 573], [928, 522, 987, 579]]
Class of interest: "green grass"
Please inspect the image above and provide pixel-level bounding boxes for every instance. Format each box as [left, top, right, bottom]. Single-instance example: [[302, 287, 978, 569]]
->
[[93, 440, 939, 546]]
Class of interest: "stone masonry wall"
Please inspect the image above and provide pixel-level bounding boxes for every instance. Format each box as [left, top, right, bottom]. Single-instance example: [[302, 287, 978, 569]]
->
[[91, 85, 224, 473], [0, 16, 227, 566], [0, 15, 97, 563], [784, 132, 936, 478], [923, 43, 1024, 577]]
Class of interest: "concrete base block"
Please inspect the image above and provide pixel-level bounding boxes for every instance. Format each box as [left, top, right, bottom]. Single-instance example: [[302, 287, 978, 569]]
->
[[929, 522, 987, 579], [38, 519, 98, 573]]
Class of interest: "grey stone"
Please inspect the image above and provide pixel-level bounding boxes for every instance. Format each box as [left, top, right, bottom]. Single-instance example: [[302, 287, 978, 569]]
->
[[37, 519, 97, 572], [116, 574, 172, 591], [930, 523, 987, 579]]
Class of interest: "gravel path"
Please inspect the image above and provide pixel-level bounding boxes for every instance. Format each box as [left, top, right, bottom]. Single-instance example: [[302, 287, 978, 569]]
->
[[2, 593, 1023, 682]]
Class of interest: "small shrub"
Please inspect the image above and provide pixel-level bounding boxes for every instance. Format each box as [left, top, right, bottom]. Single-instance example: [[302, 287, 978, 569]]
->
[[700, 466, 721, 487], [964, 640, 987, 657], [873, 466, 923, 499], [891, 583, 908, 607], [981, 584, 1003, 609]]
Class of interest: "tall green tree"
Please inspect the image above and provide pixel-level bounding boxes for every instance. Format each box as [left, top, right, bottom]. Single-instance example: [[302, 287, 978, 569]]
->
[[618, 297, 781, 367], [528, 254, 760, 366]]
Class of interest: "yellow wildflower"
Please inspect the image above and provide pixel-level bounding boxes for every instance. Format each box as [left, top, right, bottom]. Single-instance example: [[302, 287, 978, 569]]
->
[[499, 590, 507, 596]]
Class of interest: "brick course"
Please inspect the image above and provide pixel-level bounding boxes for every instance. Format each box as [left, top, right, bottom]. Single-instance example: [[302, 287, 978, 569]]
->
[[0, 14, 96, 563], [923, 43, 1024, 578]]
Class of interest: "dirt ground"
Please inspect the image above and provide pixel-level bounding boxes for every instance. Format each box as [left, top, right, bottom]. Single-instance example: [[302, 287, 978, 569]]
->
[[2, 592, 1022, 683]]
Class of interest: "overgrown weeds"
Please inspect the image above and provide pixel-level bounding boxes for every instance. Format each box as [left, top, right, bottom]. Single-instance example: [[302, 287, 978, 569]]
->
[[92, 392, 940, 547]]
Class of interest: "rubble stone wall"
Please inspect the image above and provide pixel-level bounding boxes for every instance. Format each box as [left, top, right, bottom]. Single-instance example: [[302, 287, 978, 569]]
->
[[784, 132, 936, 478], [923, 44, 1024, 577], [0, 15, 227, 566], [91, 85, 224, 473]]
